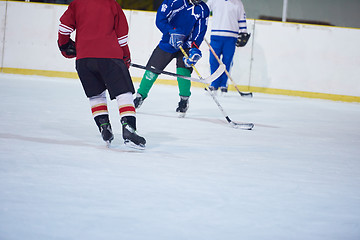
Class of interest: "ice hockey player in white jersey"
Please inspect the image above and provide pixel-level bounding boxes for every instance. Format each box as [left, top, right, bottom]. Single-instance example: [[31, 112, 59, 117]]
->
[[206, 0, 250, 93]]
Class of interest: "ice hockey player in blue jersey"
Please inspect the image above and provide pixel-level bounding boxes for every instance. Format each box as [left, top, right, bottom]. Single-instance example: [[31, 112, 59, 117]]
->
[[206, 0, 250, 93], [134, 0, 210, 117]]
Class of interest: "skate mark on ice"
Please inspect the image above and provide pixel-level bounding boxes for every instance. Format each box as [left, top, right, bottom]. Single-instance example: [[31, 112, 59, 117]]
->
[[138, 112, 279, 128], [0, 133, 144, 153]]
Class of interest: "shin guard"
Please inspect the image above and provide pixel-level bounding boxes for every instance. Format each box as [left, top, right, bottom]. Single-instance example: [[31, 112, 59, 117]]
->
[[176, 68, 191, 97], [137, 70, 159, 99]]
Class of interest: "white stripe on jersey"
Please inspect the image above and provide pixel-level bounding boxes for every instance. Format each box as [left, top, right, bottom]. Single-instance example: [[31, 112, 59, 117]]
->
[[58, 23, 74, 35], [118, 35, 128, 47], [207, 0, 247, 38]]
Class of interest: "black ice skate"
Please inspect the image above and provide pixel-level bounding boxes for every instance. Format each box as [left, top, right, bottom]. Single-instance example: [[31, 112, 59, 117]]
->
[[220, 87, 228, 96], [205, 86, 218, 96], [133, 92, 145, 109], [100, 123, 114, 147], [205, 86, 217, 92], [121, 117, 146, 150], [176, 96, 189, 118], [220, 87, 228, 93], [95, 115, 114, 147]]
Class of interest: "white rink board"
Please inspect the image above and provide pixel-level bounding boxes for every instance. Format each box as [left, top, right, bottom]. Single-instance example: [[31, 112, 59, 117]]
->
[[251, 20, 360, 96], [0, 1, 6, 69], [0, 2, 359, 97], [2, 2, 73, 72]]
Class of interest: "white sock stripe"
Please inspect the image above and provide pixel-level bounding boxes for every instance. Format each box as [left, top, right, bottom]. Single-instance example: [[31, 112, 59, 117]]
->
[[120, 112, 136, 118], [89, 91, 107, 107], [116, 92, 134, 108]]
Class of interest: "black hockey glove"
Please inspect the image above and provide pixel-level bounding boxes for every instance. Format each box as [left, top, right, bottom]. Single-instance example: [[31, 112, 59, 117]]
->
[[58, 39, 76, 58], [236, 33, 251, 47]]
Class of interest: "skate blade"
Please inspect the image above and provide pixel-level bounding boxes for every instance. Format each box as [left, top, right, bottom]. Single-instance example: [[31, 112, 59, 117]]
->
[[178, 112, 186, 118], [105, 141, 112, 148], [230, 122, 254, 130], [124, 140, 145, 150]]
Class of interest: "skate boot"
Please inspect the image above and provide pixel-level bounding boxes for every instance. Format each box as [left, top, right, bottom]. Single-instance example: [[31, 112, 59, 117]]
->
[[176, 96, 189, 118], [95, 115, 114, 147], [220, 87, 228, 93], [220, 87, 228, 96], [121, 116, 146, 150], [205, 86, 217, 95], [100, 123, 114, 147], [206, 86, 217, 91], [133, 92, 145, 109]]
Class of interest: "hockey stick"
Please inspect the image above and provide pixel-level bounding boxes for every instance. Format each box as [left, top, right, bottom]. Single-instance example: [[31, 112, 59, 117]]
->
[[179, 46, 254, 130], [204, 38, 253, 98], [130, 63, 225, 84]]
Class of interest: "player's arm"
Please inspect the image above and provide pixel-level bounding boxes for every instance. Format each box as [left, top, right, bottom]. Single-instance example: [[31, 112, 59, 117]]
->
[[114, 4, 131, 68], [156, 0, 186, 49], [189, 5, 209, 48], [155, 0, 174, 34], [236, 3, 250, 47], [183, 5, 209, 67], [58, 4, 76, 58]]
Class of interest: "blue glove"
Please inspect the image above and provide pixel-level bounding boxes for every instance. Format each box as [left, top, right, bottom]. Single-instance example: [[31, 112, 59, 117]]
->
[[183, 48, 202, 67], [169, 29, 185, 50]]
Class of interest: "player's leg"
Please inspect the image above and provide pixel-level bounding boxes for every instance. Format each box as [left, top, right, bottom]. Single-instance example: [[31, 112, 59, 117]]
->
[[219, 37, 237, 92], [116, 93, 146, 149], [101, 58, 146, 149], [175, 49, 192, 116], [135, 46, 174, 108], [89, 91, 114, 144], [209, 36, 224, 90], [75, 58, 114, 145]]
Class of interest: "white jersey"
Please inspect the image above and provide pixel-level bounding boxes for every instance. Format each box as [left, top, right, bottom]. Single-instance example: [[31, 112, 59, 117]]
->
[[206, 0, 247, 38]]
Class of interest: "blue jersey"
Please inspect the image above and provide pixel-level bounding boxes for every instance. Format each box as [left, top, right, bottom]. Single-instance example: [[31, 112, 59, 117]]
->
[[156, 0, 210, 53]]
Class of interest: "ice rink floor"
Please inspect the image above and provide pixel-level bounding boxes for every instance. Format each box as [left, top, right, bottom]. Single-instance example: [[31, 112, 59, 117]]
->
[[1, 73, 360, 240]]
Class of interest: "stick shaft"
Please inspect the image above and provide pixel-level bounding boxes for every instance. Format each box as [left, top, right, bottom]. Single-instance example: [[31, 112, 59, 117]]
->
[[204, 38, 252, 97], [179, 46, 231, 121]]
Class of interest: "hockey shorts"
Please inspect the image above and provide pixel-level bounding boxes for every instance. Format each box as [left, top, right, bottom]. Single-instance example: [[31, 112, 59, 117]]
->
[[76, 58, 135, 100], [145, 45, 193, 74]]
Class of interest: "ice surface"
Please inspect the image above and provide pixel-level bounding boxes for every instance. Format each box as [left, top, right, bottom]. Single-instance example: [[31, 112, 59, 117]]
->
[[0, 73, 360, 240]]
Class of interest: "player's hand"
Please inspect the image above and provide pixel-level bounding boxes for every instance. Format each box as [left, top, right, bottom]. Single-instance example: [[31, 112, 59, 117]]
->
[[236, 32, 251, 47], [58, 39, 76, 58], [183, 48, 202, 67], [123, 55, 131, 69], [169, 28, 185, 50]]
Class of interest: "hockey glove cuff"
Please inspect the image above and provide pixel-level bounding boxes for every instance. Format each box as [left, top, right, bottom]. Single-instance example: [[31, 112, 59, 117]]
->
[[58, 39, 76, 58], [123, 55, 131, 68], [236, 33, 251, 47], [183, 48, 202, 68], [169, 28, 185, 50], [122, 45, 131, 68]]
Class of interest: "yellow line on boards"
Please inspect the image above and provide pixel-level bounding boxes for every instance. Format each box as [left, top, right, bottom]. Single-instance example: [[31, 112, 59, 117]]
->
[[2, 67, 359, 103], [2, 68, 78, 79]]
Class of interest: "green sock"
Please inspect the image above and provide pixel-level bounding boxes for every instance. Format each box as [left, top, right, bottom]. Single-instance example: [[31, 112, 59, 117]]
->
[[177, 68, 191, 97], [137, 70, 159, 99]]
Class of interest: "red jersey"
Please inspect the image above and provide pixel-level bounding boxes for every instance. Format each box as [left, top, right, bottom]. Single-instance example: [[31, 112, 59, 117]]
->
[[58, 0, 130, 60]]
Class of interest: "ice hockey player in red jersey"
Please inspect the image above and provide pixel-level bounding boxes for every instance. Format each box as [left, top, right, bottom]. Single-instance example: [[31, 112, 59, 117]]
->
[[58, 0, 146, 149]]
